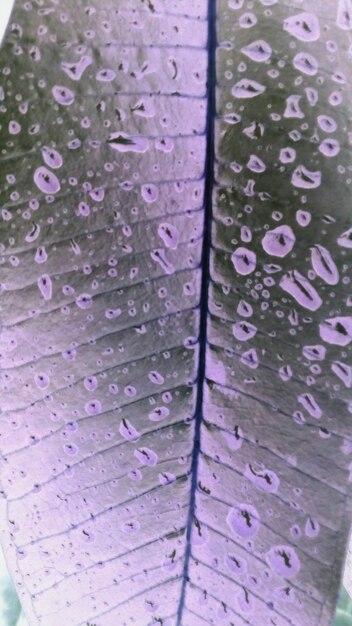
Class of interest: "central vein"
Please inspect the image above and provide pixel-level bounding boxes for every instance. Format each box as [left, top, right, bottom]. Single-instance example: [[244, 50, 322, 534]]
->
[[176, 0, 216, 623]]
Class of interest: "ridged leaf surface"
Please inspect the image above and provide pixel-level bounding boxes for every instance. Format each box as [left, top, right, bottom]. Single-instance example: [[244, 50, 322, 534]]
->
[[0, 1, 351, 625]]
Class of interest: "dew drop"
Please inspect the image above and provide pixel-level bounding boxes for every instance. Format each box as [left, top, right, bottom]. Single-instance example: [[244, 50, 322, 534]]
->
[[283, 12, 320, 42], [232, 79, 266, 99], [34, 166, 60, 194], [266, 545, 301, 578], [119, 418, 141, 442], [262, 225, 295, 257], [231, 247, 257, 275], [227, 503, 260, 537], [134, 447, 158, 466]]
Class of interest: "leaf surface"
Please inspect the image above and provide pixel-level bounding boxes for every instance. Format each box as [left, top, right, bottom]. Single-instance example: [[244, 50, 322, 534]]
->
[[0, 1, 351, 625]]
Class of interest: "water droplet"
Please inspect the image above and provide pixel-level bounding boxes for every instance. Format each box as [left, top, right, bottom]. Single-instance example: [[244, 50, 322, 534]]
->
[[231, 247, 257, 275], [280, 271, 322, 311], [266, 545, 301, 577], [227, 503, 260, 537], [134, 447, 158, 466], [232, 79, 266, 99], [262, 225, 296, 257], [283, 12, 320, 42], [34, 166, 60, 194]]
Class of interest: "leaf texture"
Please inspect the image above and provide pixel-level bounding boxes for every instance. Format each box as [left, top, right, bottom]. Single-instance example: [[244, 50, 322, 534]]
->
[[0, 1, 351, 625]]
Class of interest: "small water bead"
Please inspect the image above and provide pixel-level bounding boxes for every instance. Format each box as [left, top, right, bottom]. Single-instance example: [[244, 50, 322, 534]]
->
[[239, 12, 257, 28], [121, 520, 140, 535], [41, 146, 63, 169], [230, 161, 243, 174], [310, 245, 339, 285], [305, 517, 320, 538], [233, 321, 257, 342], [279, 147, 296, 164], [76, 293, 93, 309], [331, 361, 352, 388], [227, 503, 260, 537], [247, 154, 266, 173], [237, 300, 253, 319], [241, 40, 272, 62], [244, 463, 280, 493], [231, 247, 256, 275], [293, 52, 318, 76], [61, 55, 92, 80], [280, 270, 322, 311], [338, 227, 352, 248], [319, 138, 340, 157], [148, 406, 170, 422], [107, 132, 149, 153], [221, 426, 244, 451], [134, 447, 158, 466], [297, 393, 322, 418], [150, 249, 174, 275], [275, 586, 296, 604], [37, 274, 52, 300], [159, 472, 176, 486], [128, 469, 143, 482], [317, 115, 337, 133], [141, 184, 158, 203], [155, 137, 174, 153], [232, 79, 266, 99], [52, 85, 75, 105], [9, 120, 21, 135], [84, 399, 102, 415], [158, 223, 179, 249], [336, 0, 352, 29], [329, 91, 343, 106], [283, 12, 320, 42], [262, 225, 296, 258], [119, 419, 141, 442], [148, 371, 165, 385], [291, 165, 321, 189], [63, 284, 75, 296], [240, 348, 259, 369], [34, 373, 50, 390], [105, 308, 121, 319], [296, 209, 311, 227], [302, 344, 326, 361], [96, 68, 116, 82], [34, 246, 47, 264], [305, 87, 318, 106], [229, 0, 245, 8], [124, 385, 137, 397], [84, 376, 98, 391], [284, 95, 305, 119], [290, 525, 302, 540], [226, 553, 247, 574], [279, 365, 293, 382], [34, 166, 60, 194], [63, 443, 79, 457], [237, 588, 254, 614], [319, 316, 352, 346], [62, 348, 77, 361], [25, 223, 41, 243], [266, 545, 301, 578]]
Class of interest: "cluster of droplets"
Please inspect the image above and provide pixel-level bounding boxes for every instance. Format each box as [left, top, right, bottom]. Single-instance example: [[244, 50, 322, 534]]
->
[[193, 0, 352, 624], [0, 1, 210, 625]]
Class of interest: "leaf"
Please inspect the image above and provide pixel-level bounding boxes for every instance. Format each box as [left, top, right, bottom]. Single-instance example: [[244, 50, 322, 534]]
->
[[0, 1, 351, 625]]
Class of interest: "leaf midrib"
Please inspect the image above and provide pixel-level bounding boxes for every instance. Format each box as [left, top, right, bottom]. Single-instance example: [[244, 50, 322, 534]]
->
[[176, 0, 216, 623]]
